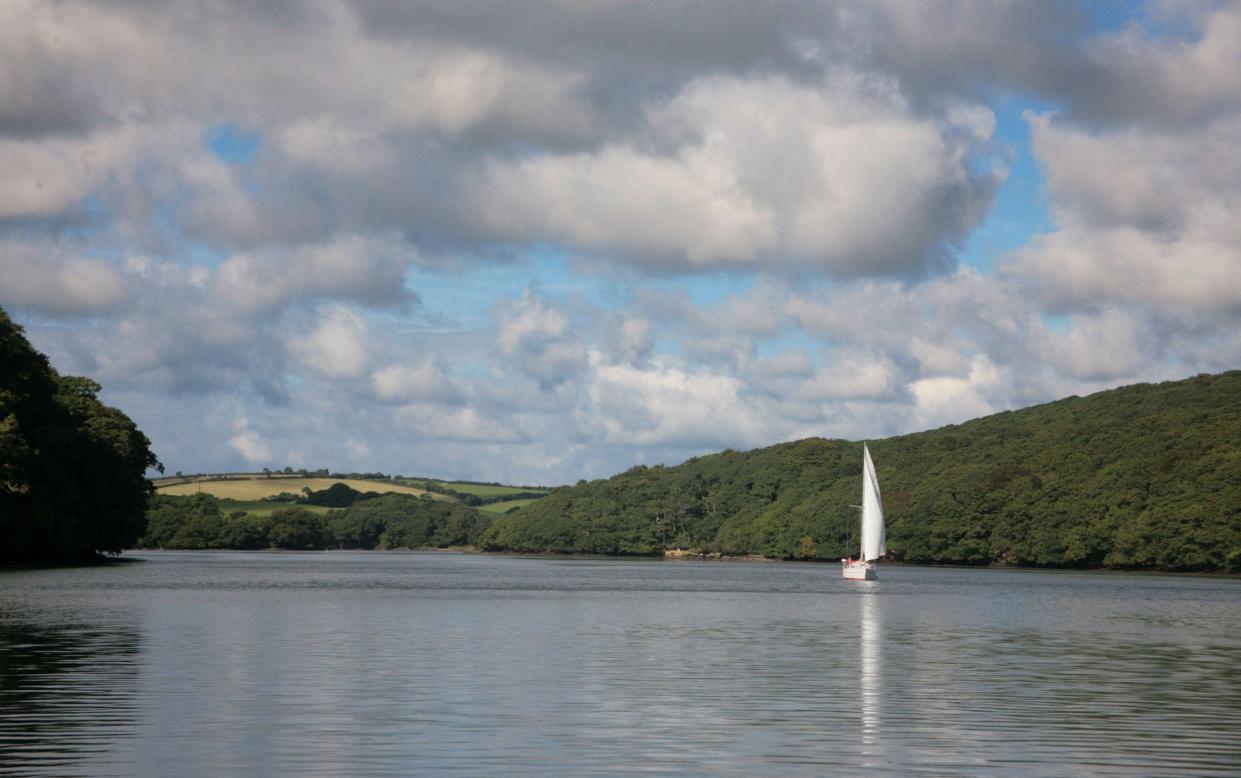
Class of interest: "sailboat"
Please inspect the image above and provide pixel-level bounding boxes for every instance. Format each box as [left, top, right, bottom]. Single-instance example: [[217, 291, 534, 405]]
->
[[842, 444, 885, 580]]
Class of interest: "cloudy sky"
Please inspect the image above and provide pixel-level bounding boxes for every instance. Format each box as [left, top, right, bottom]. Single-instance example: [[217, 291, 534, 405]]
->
[[3, 1, 1240, 484]]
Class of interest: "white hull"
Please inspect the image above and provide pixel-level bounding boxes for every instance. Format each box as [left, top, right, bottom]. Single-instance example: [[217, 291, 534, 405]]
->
[[842, 560, 878, 580]]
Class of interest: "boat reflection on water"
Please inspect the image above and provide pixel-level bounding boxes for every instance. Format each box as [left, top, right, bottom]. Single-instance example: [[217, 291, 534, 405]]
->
[[859, 590, 882, 766]]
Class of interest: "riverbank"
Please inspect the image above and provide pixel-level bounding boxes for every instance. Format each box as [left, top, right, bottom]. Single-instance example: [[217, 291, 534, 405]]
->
[[84, 547, 1236, 577]]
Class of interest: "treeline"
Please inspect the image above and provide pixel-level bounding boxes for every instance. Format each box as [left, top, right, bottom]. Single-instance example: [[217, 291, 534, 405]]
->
[[1, 308, 160, 564], [266, 482, 385, 507], [481, 371, 1241, 572], [141, 492, 492, 550]]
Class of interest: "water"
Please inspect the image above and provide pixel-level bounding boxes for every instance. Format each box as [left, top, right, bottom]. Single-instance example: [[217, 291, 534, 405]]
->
[[1, 552, 1239, 776]]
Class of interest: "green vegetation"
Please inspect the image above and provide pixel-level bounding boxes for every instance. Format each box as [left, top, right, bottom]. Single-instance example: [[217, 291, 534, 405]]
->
[[477, 498, 543, 515], [399, 478, 551, 506], [300, 482, 381, 507], [140, 492, 492, 550], [215, 499, 333, 518], [481, 372, 1241, 572], [1, 307, 161, 564]]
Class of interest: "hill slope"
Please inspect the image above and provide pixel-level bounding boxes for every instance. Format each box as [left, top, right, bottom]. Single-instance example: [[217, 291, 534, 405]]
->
[[481, 371, 1241, 571], [157, 477, 437, 500]]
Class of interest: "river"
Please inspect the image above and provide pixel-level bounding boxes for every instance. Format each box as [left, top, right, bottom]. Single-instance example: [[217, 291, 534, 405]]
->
[[2, 551, 1239, 776]]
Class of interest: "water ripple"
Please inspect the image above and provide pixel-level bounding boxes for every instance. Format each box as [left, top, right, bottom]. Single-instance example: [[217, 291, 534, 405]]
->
[[1, 552, 1238, 776]]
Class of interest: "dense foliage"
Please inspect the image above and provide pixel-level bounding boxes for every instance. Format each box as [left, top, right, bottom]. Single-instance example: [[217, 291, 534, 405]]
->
[[1, 308, 161, 564], [302, 482, 382, 507], [482, 372, 1241, 572], [140, 493, 492, 550]]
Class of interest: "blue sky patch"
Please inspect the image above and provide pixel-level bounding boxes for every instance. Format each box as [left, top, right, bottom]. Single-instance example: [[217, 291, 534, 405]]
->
[[206, 124, 261, 165]]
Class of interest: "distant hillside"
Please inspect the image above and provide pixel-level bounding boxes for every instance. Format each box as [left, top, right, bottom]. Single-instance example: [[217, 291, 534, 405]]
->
[[156, 476, 441, 501], [481, 371, 1241, 572]]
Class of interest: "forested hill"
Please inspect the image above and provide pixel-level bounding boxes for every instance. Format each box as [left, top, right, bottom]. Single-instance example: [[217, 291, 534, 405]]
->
[[481, 371, 1241, 572]]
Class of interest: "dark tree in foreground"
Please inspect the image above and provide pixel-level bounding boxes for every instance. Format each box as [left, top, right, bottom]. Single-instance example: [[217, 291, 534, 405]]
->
[[0, 307, 161, 564]]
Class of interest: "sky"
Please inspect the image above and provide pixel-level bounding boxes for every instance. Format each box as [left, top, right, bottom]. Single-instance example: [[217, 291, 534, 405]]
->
[[3, 0, 1240, 485]]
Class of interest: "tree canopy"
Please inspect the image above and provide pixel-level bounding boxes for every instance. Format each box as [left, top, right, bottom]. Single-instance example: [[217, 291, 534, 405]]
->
[[139, 492, 492, 551], [1, 307, 161, 563]]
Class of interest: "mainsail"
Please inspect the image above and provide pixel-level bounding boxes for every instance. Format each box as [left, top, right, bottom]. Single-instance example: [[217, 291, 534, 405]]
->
[[860, 444, 886, 562]]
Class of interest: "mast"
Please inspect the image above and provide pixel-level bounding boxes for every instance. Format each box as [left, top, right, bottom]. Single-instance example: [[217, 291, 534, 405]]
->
[[859, 444, 885, 562]]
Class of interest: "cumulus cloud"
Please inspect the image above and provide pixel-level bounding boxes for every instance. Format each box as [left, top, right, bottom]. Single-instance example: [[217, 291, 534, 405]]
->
[[229, 418, 272, 465], [909, 355, 1009, 430], [288, 305, 373, 380], [608, 317, 655, 366], [386, 50, 593, 140], [473, 73, 1001, 273], [581, 357, 771, 449], [1042, 308, 1149, 382], [794, 356, 902, 403], [0, 239, 127, 315], [394, 403, 526, 443], [1011, 112, 1241, 314], [212, 234, 420, 312], [1075, 3, 1241, 126], [6, 0, 1240, 484], [493, 290, 586, 388], [371, 361, 463, 404]]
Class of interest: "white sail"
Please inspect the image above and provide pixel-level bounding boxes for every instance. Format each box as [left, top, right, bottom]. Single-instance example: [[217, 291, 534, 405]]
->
[[860, 444, 885, 562]]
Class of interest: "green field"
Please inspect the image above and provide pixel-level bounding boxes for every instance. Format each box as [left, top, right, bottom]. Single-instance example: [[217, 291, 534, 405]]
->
[[476, 498, 542, 515], [402, 480, 550, 498], [216, 499, 335, 518]]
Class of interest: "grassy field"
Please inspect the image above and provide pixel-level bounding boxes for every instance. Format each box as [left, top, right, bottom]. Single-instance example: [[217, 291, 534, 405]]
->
[[216, 499, 335, 517], [158, 477, 435, 500], [403, 480, 551, 498], [476, 498, 542, 515]]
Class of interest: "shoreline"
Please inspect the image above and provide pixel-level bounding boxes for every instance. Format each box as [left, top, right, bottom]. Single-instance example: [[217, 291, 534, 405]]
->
[[95, 547, 1241, 578]]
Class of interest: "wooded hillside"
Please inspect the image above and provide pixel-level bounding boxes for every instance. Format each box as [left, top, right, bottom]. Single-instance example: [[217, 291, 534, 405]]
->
[[481, 372, 1241, 571]]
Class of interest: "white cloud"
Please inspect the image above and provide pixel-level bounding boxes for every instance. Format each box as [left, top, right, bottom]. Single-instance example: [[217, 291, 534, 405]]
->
[[394, 403, 526, 443], [289, 305, 372, 379], [1084, 3, 1241, 125], [1012, 112, 1241, 313], [1012, 228, 1241, 314], [581, 356, 771, 448], [493, 290, 586, 387], [212, 234, 418, 313], [0, 239, 128, 315], [277, 118, 388, 174], [609, 317, 655, 366], [387, 50, 591, 138], [795, 355, 901, 402], [472, 73, 1000, 273], [228, 419, 272, 465], [371, 361, 463, 404], [1042, 308, 1149, 382], [910, 355, 1008, 430]]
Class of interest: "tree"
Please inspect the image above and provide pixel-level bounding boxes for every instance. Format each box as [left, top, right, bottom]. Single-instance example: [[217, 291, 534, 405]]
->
[[266, 507, 329, 549], [1, 307, 162, 563]]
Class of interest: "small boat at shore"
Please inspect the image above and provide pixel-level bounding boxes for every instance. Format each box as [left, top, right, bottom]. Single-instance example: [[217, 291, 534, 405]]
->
[[842, 444, 885, 581]]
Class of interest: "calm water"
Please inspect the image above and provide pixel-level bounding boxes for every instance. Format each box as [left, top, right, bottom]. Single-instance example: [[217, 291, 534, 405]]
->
[[1, 552, 1239, 776]]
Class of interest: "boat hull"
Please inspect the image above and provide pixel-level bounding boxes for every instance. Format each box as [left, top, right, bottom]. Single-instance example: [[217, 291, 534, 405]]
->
[[842, 560, 878, 580]]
